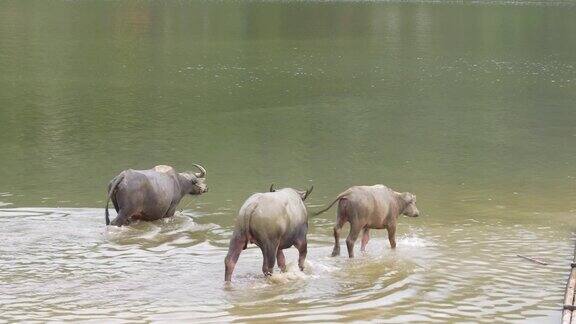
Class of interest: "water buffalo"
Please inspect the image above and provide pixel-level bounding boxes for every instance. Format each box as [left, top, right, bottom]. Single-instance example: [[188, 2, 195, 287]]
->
[[105, 164, 208, 226], [315, 184, 419, 258], [224, 185, 313, 282]]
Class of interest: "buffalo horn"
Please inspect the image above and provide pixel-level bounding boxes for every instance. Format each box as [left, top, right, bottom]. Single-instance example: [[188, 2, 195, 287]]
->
[[303, 186, 314, 201], [193, 164, 207, 178]]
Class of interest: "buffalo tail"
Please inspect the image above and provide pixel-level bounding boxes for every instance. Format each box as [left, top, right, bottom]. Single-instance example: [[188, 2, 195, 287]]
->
[[105, 173, 124, 225], [314, 197, 342, 216]]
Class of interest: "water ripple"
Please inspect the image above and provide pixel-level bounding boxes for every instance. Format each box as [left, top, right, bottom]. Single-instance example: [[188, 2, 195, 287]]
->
[[0, 207, 572, 322]]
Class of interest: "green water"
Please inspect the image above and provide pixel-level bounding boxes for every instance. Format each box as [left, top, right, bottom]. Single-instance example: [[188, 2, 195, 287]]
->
[[0, 0, 575, 322]]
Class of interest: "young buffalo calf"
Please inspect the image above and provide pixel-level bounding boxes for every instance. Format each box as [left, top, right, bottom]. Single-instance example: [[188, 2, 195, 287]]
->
[[316, 184, 419, 258], [224, 185, 313, 282]]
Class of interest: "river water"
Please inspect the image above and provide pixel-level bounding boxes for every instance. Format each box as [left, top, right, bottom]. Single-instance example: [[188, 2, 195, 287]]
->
[[0, 0, 575, 322]]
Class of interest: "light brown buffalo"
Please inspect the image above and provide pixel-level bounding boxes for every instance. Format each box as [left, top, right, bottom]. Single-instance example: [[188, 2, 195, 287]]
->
[[224, 185, 313, 282], [315, 185, 419, 258]]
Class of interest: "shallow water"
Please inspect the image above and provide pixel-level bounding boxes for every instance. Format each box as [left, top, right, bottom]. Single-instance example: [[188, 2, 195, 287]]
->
[[0, 207, 573, 322], [1, 0, 576, 322]]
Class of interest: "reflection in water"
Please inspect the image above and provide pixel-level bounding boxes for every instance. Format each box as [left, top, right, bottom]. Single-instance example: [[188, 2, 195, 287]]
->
[[0, 207, 572, 322]]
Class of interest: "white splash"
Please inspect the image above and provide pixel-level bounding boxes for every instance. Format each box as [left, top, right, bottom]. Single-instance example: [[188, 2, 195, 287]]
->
[[398, 233, 434, 247]]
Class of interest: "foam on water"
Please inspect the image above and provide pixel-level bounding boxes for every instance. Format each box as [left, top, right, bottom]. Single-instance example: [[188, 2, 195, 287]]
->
[[266, 259, 340, 284]]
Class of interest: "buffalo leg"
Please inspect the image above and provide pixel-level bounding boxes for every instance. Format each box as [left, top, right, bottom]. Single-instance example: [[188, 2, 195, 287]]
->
[[332, 224, 343, 257], [295, 239, 307, 271], [224, 234, 247, 282], [164, 205, 177, 218], [346, 223, 362, 258], [360, 228, 370, 252], [261, 244, 277, 277], [277, 249, 287, 272], [332, 201, 348, 257], [387, 226, 397, 249], [111, 210, 129, 227]]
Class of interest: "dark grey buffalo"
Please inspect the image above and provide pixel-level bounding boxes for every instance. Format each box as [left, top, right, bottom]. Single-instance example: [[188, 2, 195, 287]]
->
[[315, 184, 419, 258], [105, 164, 208, 226], [224, 185, 313, 282]]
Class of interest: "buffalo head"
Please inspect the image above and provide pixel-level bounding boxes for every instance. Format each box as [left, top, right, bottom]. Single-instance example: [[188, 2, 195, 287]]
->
[[183, 164, 208, 195], [400, 192, 419, 217]]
